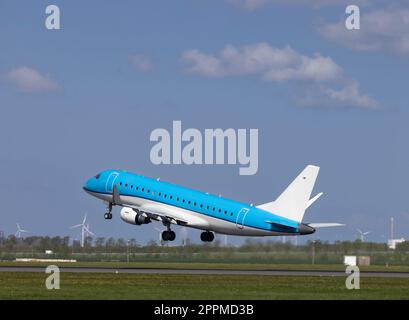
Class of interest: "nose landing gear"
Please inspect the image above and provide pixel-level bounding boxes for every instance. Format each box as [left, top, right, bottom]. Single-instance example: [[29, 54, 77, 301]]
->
[[104, 185, 120, 220], [104, 203, 113, 220], [200, 231, 214, 242]]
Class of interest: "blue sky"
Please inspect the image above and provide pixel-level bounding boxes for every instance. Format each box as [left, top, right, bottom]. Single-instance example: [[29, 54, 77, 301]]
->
[[0, 0, 408, 244]]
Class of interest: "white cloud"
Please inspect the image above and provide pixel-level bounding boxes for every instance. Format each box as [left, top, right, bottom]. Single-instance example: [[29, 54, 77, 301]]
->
[[181, 43, 381, 110], [298, 81, 382, 110], [129, 54, 153, 72], [182, 43, 342, 82], [5, 66, 60, 93], [319, 8, 409, 55], [228, 0, 368, 10]]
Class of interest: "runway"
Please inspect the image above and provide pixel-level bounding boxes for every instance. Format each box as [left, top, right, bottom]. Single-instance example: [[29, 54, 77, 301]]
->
[[1, 266, 409, 278]]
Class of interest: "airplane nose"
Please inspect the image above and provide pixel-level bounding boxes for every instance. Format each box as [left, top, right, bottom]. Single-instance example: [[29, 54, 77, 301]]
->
[[298, 223, 315, 235], [83, 178, 94, 192]]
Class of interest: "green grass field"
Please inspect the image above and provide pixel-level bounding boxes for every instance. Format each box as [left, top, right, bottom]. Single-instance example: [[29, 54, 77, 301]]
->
[[1, 272, 409, 299], [2, 260, 409, 272]]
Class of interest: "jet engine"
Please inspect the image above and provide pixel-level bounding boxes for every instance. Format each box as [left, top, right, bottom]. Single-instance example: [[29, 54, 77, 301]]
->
[[120, 207, 151, 225]]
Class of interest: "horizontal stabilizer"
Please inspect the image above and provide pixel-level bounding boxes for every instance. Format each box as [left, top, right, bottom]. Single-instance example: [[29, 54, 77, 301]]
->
[[308, 223, 345, 228]]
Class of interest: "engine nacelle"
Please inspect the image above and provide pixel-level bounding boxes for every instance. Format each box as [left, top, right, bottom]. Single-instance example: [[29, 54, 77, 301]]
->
[[120, 207, 151, 225]]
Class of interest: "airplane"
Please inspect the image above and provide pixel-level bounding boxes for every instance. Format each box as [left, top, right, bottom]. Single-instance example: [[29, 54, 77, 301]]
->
[[83, 165, 343, 242]]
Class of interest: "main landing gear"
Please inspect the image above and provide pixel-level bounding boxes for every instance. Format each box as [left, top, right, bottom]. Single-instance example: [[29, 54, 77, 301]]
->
[[200, 231, 214, 242], [162, 230, 176, 241], [104, 202, 113, 220]]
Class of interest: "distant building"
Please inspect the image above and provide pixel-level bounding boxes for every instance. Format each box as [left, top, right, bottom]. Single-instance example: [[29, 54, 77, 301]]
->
[[387, 217, 405, 249], [388, 238, 405, 250], [357, 256, 371, 266], [344, 255, 371, 266], [344, 256, 357, 266]]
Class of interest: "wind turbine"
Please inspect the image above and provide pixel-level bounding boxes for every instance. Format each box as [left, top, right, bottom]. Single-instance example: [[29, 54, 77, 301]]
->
[[15, 223, 29, 238], [357, 229, 370, 242], [222, 234, 228, 247], [71, 214, 95, 247], [181, 226, 188, 246], [85, 223, 95, 237]]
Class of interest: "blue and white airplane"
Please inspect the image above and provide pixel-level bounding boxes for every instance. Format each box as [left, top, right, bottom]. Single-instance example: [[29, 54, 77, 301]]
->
[[83, 165, 342, 242]]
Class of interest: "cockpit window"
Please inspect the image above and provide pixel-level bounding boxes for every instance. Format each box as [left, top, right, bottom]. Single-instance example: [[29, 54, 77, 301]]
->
[[95, 173, 101, 179]]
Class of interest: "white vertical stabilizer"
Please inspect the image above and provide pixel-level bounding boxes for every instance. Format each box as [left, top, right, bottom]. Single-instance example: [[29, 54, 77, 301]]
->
[[257, 165, 321, 222]]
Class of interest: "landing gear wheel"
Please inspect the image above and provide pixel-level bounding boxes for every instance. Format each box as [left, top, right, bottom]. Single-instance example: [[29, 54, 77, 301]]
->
[[104, 203, 113, 220], [200, 231, 214, 242], [162, 230, 176, 241]]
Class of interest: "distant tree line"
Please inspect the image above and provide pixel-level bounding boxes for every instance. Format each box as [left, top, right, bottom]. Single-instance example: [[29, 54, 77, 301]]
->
[[1, 235, 408, 255]]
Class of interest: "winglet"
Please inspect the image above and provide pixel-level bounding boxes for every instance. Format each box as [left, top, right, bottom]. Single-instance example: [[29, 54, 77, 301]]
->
[[306, 192, 323, 210]]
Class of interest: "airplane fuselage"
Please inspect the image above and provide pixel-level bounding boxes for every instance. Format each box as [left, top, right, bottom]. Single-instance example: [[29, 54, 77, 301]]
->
[[83, 170, 315, 237]]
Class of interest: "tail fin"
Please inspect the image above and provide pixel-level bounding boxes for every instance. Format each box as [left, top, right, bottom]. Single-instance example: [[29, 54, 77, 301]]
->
[[257, 165, 322, 223]]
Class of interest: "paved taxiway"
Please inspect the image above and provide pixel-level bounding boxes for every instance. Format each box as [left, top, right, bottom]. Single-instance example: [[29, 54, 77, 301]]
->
[[1, 266, 409, 278]]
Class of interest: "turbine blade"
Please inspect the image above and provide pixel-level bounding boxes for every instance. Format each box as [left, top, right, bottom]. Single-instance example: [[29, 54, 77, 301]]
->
[[84, 226, 95, 236]]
